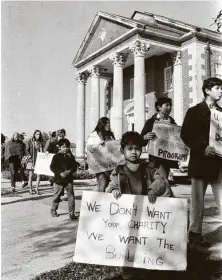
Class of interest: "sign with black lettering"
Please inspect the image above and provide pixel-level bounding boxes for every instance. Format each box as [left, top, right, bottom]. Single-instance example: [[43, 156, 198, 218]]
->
[[73, 192, 187, 271], [148, 123, 189, 161], [87, 140, 125, 174], [210, 109, 222, 157]]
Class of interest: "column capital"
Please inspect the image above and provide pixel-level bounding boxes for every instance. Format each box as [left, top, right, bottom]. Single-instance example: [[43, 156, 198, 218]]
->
[[130, 40, 150, 57], [110, 53, 129, 67], [76, 72, 89, 85], [173, 50, 182, 65], [89, 65, 101, 78]]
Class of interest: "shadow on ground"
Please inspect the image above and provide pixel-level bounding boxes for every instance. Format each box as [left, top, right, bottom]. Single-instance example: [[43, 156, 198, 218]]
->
[[25, 219, 78, 261]]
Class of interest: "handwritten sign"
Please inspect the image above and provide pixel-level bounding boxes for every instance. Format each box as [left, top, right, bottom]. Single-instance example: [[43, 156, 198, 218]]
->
[[87, 140, 124, 174], [210, 109, 222, 157], [34, 152, 54, 176], [148, 122, 189, 162], [74, 192, 187, 271]]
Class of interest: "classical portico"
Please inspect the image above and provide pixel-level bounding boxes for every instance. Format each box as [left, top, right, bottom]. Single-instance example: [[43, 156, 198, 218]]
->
[[73, 11, 222, 159]]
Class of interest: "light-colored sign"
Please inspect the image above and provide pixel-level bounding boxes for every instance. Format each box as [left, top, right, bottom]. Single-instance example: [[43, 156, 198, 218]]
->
[[34, 152, 54, 176], [210, 109, 222, 157], [148, 122, 189, 162], [87, 140, 124, 174], [74, 192, 187, 271]]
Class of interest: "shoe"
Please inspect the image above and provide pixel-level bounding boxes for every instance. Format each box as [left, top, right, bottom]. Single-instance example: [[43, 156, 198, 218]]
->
[[22, 182, 28, 188], [29, 189, 36, 195], [188, 231, 212, 248], [188, 237, 212, 248], [199, 236, 212, 247], [69, 214, 78, 220], [51, 210, 59, 217], [36, 190, 41, 195], [11, 187, 16, 193]]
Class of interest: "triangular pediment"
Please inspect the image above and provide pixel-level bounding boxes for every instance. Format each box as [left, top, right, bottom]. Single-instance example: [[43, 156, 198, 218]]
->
[[73, 12, 141, 66]]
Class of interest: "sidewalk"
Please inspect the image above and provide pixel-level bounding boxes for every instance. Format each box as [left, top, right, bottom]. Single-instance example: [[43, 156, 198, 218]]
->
[[1, 180, 222, 280]]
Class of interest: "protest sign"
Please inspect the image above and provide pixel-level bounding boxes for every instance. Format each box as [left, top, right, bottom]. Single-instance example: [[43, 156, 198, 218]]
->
[[87, 140, 124, 174], [74, 192, 187, 271], [148, 122, 189, 161], [209, 109, 222, 157], [34, 152, 54, 176]]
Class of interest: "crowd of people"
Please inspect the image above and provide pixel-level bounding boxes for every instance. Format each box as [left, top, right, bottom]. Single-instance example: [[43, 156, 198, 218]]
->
[[1, 78, 222, 270], [84, 77, 222, 254]]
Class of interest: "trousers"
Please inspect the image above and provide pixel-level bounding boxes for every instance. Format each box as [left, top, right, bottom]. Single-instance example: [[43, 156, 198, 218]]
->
[[51, 183, 75, 215], [189, 168, 222, 234]]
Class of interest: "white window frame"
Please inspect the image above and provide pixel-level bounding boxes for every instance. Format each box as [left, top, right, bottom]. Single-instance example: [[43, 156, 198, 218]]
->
[[164, 66, 173, 93], [213, 62, 222, 78]]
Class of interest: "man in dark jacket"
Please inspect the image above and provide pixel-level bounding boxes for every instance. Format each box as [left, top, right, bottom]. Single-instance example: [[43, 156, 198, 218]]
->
[[50, 138, 78, 220], [181, 77, 222, 247], [141, 97, 178, 177]]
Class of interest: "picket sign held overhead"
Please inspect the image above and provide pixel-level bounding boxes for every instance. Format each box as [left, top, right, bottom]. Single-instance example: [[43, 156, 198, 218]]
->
[[34, 152, 54, 176], [148, 122, 189, 162], [87, 140, 125, 174], [209, 109, 222, 157], [74, 192, 187, 271]]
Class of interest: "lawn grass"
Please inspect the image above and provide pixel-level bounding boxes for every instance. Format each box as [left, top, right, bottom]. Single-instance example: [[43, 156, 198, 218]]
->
[[33, 250, 222, 280]]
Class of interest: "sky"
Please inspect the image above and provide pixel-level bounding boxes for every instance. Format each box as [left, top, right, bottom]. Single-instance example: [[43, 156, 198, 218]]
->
[[1, 0, 222, 143]]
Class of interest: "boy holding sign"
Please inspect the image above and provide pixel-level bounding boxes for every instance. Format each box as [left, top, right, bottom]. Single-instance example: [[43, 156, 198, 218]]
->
[[181, 77, 222, 248], [106, 131, 174, 280], [50, 139, 78, 220]]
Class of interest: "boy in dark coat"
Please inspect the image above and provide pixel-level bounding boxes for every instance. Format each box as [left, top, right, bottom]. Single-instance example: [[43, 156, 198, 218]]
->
[[50, 138, 78, 219], [141, 97, 178, 177], [181, 77, 222, 247]]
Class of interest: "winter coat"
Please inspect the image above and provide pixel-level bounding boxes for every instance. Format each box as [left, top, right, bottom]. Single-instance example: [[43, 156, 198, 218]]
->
[[181, 101, 222, 180], [106, 161, 174, 197]]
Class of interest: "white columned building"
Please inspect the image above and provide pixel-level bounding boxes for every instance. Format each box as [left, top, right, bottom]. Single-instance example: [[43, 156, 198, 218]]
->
[[72, 11, 222, 159], [110, 53, 128, 139], [75, 72, 88, 159], [173, 51, 183, 125], [89, 65, 101, 131], [130, 40, 150, 132]]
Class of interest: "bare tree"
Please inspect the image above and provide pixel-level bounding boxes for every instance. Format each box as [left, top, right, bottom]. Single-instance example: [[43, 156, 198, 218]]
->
[[210, 10, 222, 33]]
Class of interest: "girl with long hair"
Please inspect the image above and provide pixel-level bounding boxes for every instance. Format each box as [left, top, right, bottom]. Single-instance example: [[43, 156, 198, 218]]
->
[[86, 117, 115, 192], [27, 129, 44, 195]]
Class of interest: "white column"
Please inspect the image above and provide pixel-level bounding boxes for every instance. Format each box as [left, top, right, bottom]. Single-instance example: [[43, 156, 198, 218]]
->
[[76, 72, 88, 159], [110, 53, 128, 140], [89, 65, 101, 131], [130, 40, 150, 133], [173, 51, 183, 125]]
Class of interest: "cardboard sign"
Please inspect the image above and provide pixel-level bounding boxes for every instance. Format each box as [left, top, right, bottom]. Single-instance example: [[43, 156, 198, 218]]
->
[[74, 192, 187, 271], [209, 109, 222, 157], [34, 152, 54, 176], [87, 140, 124, 174], [148, 122, 189, 162]]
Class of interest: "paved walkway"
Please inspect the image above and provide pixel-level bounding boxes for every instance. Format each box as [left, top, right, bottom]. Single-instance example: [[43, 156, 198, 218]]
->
[[1, 180, 222, 280]]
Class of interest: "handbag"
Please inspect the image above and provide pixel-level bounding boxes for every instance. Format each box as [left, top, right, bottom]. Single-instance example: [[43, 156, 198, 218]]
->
[[22, 141, 35, 170]]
